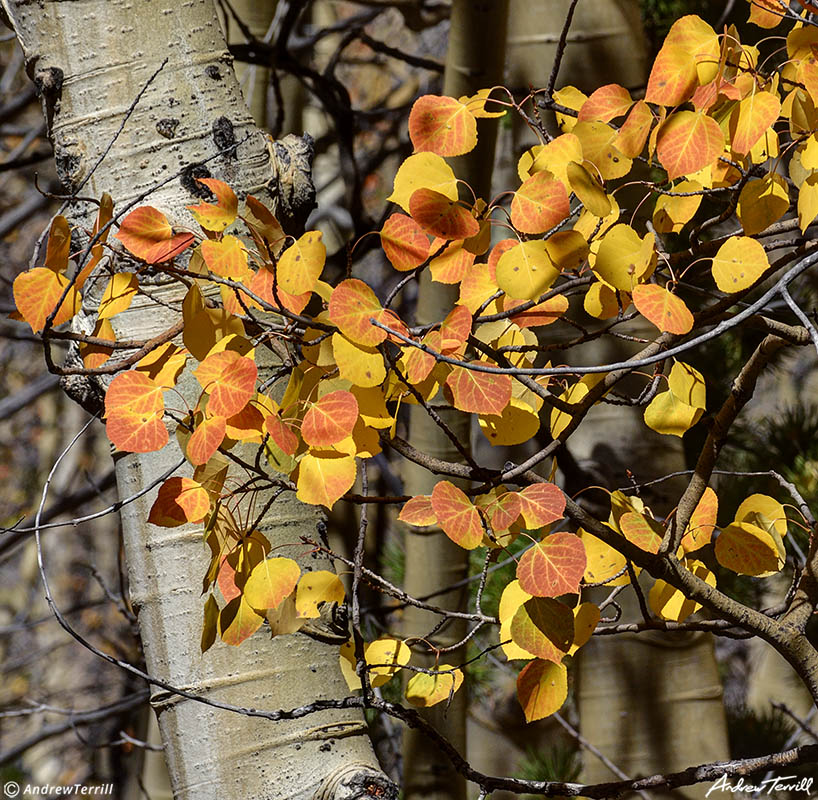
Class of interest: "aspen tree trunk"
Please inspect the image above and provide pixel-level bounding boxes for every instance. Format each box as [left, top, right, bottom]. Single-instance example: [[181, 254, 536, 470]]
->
[[401, 4, 508, 799], [2, 2, 391, 798]]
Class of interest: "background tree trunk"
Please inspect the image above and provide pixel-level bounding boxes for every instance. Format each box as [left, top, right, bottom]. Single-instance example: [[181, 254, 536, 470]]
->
[[2, 2, 391, 797]]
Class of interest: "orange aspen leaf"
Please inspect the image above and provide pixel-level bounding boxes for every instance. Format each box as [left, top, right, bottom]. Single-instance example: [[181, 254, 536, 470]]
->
[[517, 483, 566, 528], [224, 403, 265, 442], [301, 390, 359, 448], [656, 111, 724, 181], [194, 350, 258, 418], [187, 415, 227, 466], [715, 522, 784, 576], [277, 231, 326, 295], [510, 170, 571, 235], [632, 284, 694, 335], [578, 83, 633, 122], [13, 267, 80, 333], [619, 512, 663, 553], [44, 215, 71, 272], [328, 278, 389, 347], [445, 363, 512, 415], [80, 318, 116, 369], [483, 491, 523, 532], [408, 94, 477, 157], [571, 121, 632, 180], [458, 264, 499, 314], [681, 487, 718, 553], [248, 264, 311, 315], [516, 659, 568, 722], [747, 0, 784, 28], [104, 371, 168, 453], [430, 480, 484, 550], [115, 206, 194, 264], [148, 477, 211, 527], [380, 213, 431, 271], [516, 533, 585, 597], [429, 239, 476, 284], [187, 178, 238, 232], [264, 413, 299, 456], [614, 100, 654, 158], [409, 188, 479, 240], [510, 597, 574, 663], [645, 44, 698, 106], [399, 495, 437, 527], [504, 295, 569, 329], [729, 90, 781, 156]]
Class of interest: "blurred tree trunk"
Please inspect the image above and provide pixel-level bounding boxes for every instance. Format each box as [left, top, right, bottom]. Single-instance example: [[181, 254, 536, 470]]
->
[[401, 3, 508, 800], [1, 2, 392, 798]]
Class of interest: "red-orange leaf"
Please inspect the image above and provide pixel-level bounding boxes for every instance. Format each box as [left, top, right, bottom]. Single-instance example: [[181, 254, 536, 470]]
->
[[408, 94, 478, 157], [446, 363, 512, 415], [148, 477, 210, 527], [614, 99, 654, 158], [409, 188, 479, 240], [13, 267, 80, 333], [484, 491, 523, 531], [187, 415, 226, 466], [264, 414, 299, 455], [328, 279, 388, 347], [187, 178, 238, 232], [399, 495, 437, 526], [517, 483, 566, 528], [105, 371, 168, 453], [301, 390, 359, 447], [516, 660, 568, 722], [194, 350, 258, 418], [516, 533, 586, 597], [656, 111, 724, 181], [505, 295, 569, 329], [116, 206, 194, 264], [381, 213, 431, 271], [510, 171, 571, 234], [248, 265, 311, 315], [578, 84, 633, 122], [645, 44, 698, 106], [632, 284, 694, 335], [430, 480, 484, 550], [619, 512, 662, 553]]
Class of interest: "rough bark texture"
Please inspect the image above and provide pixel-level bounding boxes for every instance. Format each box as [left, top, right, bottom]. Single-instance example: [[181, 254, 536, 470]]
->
[[3, 1, 389, 798]]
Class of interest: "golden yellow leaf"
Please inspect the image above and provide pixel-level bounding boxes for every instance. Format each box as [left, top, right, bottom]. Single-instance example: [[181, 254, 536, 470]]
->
[[388, 152, 458, 212], [711, 236, 770, 293], [737, 174, 789, 236]]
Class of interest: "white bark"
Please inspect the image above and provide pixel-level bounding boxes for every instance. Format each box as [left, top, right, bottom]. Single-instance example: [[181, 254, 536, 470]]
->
[[2, 2, 392, 797]]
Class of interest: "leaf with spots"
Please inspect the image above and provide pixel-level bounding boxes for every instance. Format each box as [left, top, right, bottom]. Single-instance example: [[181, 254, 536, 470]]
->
[[194, 350, 258, 418], [277, 231, 326, 295], [510, 171, 571, 234], [516, 660, 568, 722], [632, 284, 694, 335], [408, 94, 477, 157], [380, 213, 431, 271], [711, 236, 770, 293], [105, 371, 168, 453], [445, 363, 512, 415], [409, 188, 479, 240]]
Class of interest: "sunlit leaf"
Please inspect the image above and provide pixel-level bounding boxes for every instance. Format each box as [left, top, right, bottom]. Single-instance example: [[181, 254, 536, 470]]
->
[[632, 284, 694, 335], [200, 235, 251, 281], [148, 477, 210, 527], [516, 533, 585, 597], [645, 44, 698, 106], [187, 415, 226, 466], [13, 267, 80, 333], [681, 487, 718, 552], [194, 350, 258, 418], [649, 559, 716, 621], [406, 664, 464, 707], [115, 206, 193, 264], [578, 83, 633, 122], [366, 638, 411, 687], [619, 512, 663, 553], [510, 170, 571, 234], [219, 595, 264, 646], [301, 390, 359, 447], [711, 236, 770, 293], [381, 213, 431, 271], [278, 231, 326, 295], [446, 363, 512, 415], [516, 659, 568, 722], [517, 483, 566, 528], [296, 451, 356, 509], [187, 178, 238, 231], [409, 188, 479, 240], [656, 111, 724, 181], [580, 529, 629, 586], [496, 240, 559, 301], [105, 371, 168, 453], [388, 153, 458, 213], [399, 495, 437, 526], [430, 480, 484, 550], [408, 94, 477, 157], [737, 174, 789, 236], [715, 521, 784, 576]]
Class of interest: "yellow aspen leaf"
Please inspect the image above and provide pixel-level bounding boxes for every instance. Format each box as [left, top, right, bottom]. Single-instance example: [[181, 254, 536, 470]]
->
[[544, 230, 589, 271], [457, 263, 498, 313], [105, 371, 168, 453], [645, 44, 698, 106], [242, 555, 300, 614], [302, 390, 359, 447], [295, 571, 345, 619], [296, 451, 356, 509], [737, 174, 789, 236], [409, 188, 479, 240], [568, 602, 601, 655], [516, 533, 584, 597], [187, 178, 238, 232], [116, 206, 193, 264], [579, 529, 629, 586], [350, 385, 393, 430], [682, 487, 718, 553], [135, 342, 187, 389], [431, 480, 484, 550], [332, 334, 386, 388], [499, 580, 535, 660], [593, 224, 655, 291], [194, 350, 257, 418], [339, 640, 361, 691], [366, 638, 412, 687], [653, 181, 703, 234], [550, 375, 603, 438], [408, 94, 477, 157], [13, 267, 80, 333], [182, 284, 245, 362], [574, 194, 620, 240], [80, 318, 115, 370], [218, 595, 264, 646], [479, 397, 541, 446], [200, 235, 251, 281], [553, 86, 587, 132], [578, 84, 632, 123], [459, 88, 506, 119], [266, 594, 305, 637], [388, 152, 458, 213], [445, 362, 512, 415], [224, 403, 265, 442], [194, 452, 229, 501], [644, 390, 703, 437], [510, 598, 573, 663], [511, 170, 570, 234], [517, 483, 567, 528], [505, 295, 569, 329], [517, 134, 583, 186], [429, 239, 475, 284], [148, 477, 210, 527], [715, 521, 784, 576], [496, 240, 559, 300], [399, 495, 437, 526], [571, 121, 632, 180], [619, 511, 663, 553], [632, 284, 694, 335], [98, 272, 138, 320], [406, 664, 464, 707], [277, 230, 326, 296], [656, 111, 724, 181], [730, 90, 781, 156], [736, 494, 787, 538], [566, 162, 611, 217], [668, 360, 706, 408], [187, 415, 226, 466], [788, 88, 818, 138], [614, 100, 654, 158], [649, 559, 716, 621], [665, 15, 720, 84], [380, 213, 430, 271], [517, 659, 568, 722], [711, 236, 770, 293], [584, 281, 621, 319], [747, 0, 784, 28], [799, 173, 818, 232]]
